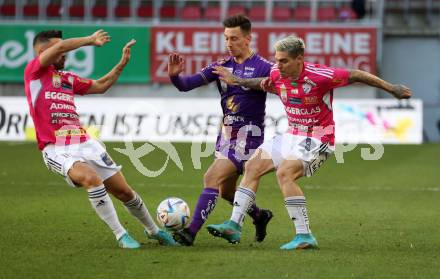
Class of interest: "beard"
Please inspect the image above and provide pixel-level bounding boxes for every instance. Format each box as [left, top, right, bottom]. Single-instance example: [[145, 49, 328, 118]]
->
[[54, 61, 65, 70], [54, 56, 65, 70]]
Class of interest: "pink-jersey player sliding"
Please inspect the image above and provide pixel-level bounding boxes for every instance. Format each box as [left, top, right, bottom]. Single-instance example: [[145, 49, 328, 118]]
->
[[207, 35, 412, 250], [24, 29, 178, 248]]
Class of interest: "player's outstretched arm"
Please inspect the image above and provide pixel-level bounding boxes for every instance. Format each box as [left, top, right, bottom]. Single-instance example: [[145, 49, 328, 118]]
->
[[86, 39, 136, 94], [168, 52, 209, 92], [348, 69, 412, 99], [39, 29, 110, 68], [213, 66, 265, 90]]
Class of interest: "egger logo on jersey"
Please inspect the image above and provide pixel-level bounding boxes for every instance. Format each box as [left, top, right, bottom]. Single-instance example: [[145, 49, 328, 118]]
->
[[44, 91, 74, 103]]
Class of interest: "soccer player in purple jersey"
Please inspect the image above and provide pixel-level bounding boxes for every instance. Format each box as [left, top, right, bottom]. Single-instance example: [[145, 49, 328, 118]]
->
[[168, 15, 274, 246]]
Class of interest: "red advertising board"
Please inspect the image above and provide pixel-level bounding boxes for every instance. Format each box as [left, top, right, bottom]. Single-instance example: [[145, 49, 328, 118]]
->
[[151, 26, 377, 83]]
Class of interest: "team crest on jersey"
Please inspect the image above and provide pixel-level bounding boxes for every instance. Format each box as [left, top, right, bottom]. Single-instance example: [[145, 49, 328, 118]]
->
[[302, 76, 317, 94], [52, 74, 61, 88], [302, 83, 312, 94], [68, 76, 74, 84], [226, 96, 240, 113]]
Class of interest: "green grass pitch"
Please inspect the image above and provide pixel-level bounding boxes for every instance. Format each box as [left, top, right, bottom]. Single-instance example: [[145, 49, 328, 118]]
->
[[0, 142, 439, 278]]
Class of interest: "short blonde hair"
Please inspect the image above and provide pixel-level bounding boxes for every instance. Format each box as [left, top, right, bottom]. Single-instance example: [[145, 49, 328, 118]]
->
[[274, 36, 305, 58]]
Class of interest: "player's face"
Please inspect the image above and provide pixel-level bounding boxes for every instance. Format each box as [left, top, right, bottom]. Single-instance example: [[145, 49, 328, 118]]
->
[[275, 51, 303, 78], [224, 27, 251, 58], [39, 38, 66, 70]]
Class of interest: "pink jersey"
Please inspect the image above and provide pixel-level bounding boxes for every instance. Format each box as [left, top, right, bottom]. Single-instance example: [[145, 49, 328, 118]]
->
[[270, 61, 350, 145], [24, 57, 93, 150]]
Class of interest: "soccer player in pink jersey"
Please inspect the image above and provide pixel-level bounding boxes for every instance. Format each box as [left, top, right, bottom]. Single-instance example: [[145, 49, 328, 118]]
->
[[24, 29, 178, 249], [207, 35, 412, 249]]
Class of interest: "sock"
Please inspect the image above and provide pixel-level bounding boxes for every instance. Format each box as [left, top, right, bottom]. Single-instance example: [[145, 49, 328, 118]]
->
[[124, 192, 159, 236], [188, 187, 219, 236], [227, 200, 261, 221], [230, 186, 256, 227], [88, 185, 126, 240], [284, 196, 311, 234]]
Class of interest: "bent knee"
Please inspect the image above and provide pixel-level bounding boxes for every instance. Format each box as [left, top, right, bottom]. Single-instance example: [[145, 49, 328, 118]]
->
[[75, 173, 103, 187], [203, 170, 224, 187], [276, 167, 301, 185]]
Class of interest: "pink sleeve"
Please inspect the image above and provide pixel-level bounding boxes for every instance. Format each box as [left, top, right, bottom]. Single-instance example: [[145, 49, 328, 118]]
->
[[329, 67, 350, 89], [70, 73, 93, 95], [269, 66, 280, 83], [25, 57, 47, 79]]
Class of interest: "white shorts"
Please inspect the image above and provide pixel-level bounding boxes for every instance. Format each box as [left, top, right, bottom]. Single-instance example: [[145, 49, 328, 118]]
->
[[259, 133, 334, 177], [42, 139, 122, 187]]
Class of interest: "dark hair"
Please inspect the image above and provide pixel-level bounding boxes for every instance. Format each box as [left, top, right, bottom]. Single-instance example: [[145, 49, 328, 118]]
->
[[33, 30, 62, 47], [222, 14, 251, 35]]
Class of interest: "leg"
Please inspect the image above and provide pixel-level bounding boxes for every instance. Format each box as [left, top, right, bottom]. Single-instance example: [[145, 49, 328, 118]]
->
[[68, 162, 139, 248], [276, 159, 318, 250], [174, 158, 237, 245], [206, 148, 275, 243], [218, 168, 273, 242], [104, 171, 178, 246]]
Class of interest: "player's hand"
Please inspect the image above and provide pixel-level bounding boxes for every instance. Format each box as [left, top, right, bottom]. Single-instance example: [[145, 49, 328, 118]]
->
[[89, 29, 110, 47], [260, 77, 276, 93], [390, 84, 412, 99], [213, 66, 239, 85], [168, 52, 185, 76], [119, 39, 136, 67]]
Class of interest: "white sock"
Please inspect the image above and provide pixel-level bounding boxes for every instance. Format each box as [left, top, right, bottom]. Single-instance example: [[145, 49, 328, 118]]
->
[[124, 192, 159, 235], [87, 185, 126, 240], [285, 196, 311, 234], [230, 186, 256, 227]]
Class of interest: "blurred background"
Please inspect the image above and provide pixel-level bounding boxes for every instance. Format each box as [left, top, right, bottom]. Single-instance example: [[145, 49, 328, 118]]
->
[[0, 0, 439, 143]]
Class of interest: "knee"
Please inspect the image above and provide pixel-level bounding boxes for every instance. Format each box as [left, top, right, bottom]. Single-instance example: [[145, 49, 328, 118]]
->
[[203, 169, 222, 187], [276, 167, 296, 186], [77, 172, 103, 187], [243, 160, 263, 180]]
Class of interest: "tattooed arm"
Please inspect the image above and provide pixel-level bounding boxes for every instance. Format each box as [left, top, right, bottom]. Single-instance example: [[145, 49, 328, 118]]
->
[[213, 66, 265, 90], [348, 70, 412, 99]]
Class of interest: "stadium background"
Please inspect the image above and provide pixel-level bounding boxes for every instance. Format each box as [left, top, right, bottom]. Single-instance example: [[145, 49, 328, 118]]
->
[[0, 1, 439, 278]]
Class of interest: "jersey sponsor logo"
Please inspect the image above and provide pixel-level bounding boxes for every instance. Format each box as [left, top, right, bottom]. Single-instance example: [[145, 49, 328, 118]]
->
[[288, 116, 318, 124], [234, 69, 242, 75], [61, 81, 72, 90], [51, 112, 79, 119], [289, 97, 302, 105], [286, 106, 321, 115], [54, 128, 86, 137], [52, 74, 61, 88], [49, 103, 76, 111], [44, 91, 74, 102], [304, 96, 319, 105], [223, 114, 245, 125]]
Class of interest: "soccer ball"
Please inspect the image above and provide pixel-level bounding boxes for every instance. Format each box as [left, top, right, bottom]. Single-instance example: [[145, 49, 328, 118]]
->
[[156, 197, 190, 231]]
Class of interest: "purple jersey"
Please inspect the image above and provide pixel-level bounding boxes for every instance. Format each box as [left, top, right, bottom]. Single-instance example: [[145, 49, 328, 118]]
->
[[169, 53, 272, 174], [200, 53, 272, 129]]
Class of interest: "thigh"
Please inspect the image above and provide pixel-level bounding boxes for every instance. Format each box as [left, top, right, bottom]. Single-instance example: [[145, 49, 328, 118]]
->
[[42, 144, 84, 187], [81, 139, 122, 181]]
